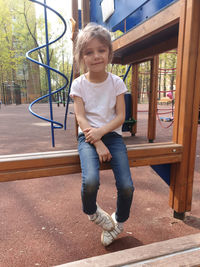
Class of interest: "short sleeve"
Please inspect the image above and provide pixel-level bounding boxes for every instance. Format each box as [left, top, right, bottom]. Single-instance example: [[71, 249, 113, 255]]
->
[[115, 76, 128, 96], [69, 78, 82, 98]]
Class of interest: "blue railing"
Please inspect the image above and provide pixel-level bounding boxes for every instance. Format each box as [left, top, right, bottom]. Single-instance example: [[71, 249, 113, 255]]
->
[[26, 0, 70, 147]]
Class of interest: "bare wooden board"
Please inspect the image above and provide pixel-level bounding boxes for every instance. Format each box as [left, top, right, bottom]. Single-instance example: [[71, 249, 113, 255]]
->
[[0, 142, 182, 182], [56, 233, 200, 267]]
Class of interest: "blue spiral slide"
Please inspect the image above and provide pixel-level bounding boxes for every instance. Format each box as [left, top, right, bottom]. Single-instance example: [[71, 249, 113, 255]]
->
[[26, 0, 72, 147]]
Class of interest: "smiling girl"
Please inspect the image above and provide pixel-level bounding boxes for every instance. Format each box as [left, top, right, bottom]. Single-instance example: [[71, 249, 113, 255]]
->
[[70, 23, 134, 246]]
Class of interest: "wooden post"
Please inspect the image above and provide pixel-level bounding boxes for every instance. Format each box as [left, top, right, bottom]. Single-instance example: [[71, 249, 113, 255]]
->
[[131, 64, 139, 135], [71, 0, 79, 80], [148, 56, 159, 142], [81, 0, 90, 28], [170, 0, 200, 218], [71, 0, 80, 136]]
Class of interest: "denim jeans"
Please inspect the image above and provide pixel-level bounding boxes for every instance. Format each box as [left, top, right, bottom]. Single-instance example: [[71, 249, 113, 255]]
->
[[78, 132, 134, 223]]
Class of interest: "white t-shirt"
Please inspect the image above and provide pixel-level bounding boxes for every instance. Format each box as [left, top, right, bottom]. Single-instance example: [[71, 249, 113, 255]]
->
[[70, 72, 127, 135]]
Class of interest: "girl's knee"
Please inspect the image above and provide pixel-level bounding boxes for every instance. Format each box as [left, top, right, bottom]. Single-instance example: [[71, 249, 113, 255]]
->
[[82, 175, 99, 194], [84, 183, 99, 194], [120, 184, 134, 198]]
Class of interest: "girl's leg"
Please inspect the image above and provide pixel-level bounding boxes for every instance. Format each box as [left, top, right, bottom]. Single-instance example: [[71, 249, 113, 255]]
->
[[78, 134, 100, 215], [78, 134, 115, 231], [102, 133, 134, 223]]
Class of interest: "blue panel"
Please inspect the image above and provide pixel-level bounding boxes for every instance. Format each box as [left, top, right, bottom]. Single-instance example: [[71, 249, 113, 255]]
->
[[151, 164, 171, 186], [78, 9, 82, 29], [90, 0, 148, 31], [90, 0, 178, 33], [124, 93, 132, 120]]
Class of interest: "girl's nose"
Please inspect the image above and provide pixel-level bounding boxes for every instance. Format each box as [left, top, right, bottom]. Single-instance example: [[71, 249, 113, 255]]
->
[[94, 51, 100, 58]]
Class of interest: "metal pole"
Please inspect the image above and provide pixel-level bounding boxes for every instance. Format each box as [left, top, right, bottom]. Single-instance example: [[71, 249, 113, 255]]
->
[[44, 0, 55, 147]]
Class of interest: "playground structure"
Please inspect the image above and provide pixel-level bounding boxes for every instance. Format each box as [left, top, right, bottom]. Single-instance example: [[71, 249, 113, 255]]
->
[[0, 0, 200, 225]]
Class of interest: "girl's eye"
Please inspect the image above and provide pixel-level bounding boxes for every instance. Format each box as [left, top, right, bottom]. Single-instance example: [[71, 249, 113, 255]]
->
[[85, 51, 92, 55], [99, 49, 106, 53]]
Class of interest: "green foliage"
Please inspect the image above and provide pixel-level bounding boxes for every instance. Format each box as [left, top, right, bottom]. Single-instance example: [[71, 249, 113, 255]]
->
[[0, 0, 35, 83], [0, 0, 73, 103]]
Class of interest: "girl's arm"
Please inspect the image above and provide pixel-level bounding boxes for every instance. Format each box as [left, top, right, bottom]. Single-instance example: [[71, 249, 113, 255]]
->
[[73, 96, 112, 163], [84, 93, 125, 144], [73, 95, 91, 130]]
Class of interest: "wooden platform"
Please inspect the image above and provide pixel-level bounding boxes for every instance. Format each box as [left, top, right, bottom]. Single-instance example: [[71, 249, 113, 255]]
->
[[56, 233, 200, 267], [112, 0, 180, 65], [0, 142, 182, 182]]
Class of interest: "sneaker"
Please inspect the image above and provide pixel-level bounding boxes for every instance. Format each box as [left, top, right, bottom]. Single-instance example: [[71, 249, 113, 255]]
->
[[88, 204, 115, 231], [101, 213, 123, 246]]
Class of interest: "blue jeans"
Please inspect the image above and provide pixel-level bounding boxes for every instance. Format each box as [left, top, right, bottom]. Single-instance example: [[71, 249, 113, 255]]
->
[[78, 132, 134, 223]]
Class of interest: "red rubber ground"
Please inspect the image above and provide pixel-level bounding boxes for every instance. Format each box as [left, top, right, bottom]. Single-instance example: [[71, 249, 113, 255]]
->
[[0, 103, 199, 267]]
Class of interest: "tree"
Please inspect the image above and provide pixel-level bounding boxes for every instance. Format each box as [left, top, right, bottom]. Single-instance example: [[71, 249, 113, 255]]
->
[[0, 0, 17, 83], [0, 0, 42, 103]]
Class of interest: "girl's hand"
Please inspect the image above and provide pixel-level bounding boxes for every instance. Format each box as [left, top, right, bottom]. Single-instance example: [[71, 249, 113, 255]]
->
[[94, 141, 112, 163], [83, 127, 103, 144]]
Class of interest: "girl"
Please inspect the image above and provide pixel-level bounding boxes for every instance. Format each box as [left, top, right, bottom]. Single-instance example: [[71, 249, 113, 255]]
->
[[70, 23, 134, 246]]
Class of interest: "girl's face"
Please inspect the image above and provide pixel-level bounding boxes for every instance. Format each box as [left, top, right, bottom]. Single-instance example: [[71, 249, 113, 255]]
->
[[82, 38, 110, 73]]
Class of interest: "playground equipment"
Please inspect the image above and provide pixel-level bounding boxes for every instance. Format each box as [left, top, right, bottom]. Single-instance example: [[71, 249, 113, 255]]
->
[[26, 0, 71, 147], [0, 0, 200, 222]]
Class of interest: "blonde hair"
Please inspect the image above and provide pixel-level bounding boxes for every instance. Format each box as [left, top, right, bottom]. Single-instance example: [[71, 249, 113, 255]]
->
[[74, 23, 113, 69]]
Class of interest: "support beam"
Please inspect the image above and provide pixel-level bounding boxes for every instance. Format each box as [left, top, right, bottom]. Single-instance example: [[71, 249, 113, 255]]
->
[[170, 0, 200, 213], [121, 36, 178, 65], [0, 142, 182, 183], [148, 56, 159, 142], [81, 0, 90, 28], [71, 0, 79, 79], [112, 1, 181, 64], [71, 0, 80, 136]]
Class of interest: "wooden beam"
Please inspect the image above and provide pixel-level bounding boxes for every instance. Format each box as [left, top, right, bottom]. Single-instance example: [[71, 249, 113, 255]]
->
[[120, 35, 178, 65], [148, 56, 159, 142], [0, 142, 182, 182], [186, 19, 200, 211], [81, 0, 90, 28], [112, 1, 181, 64], [71, 0, 80, 137], [56, 233, 200, 267], [170, 0, 200, 213], [71, 0, 80, 79]]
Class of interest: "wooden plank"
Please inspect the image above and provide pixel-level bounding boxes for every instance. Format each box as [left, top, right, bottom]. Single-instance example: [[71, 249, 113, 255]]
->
[[171, 0, 200, 213], [112, 1, 180, 51], [55, 233, 200, 267], [169, 0, 186, 210], [120, 35, 178, 65], [72, 0, 80, 79], [172, 0, 186, 141], [131, 249, 200, 266], [0, 143, 182, 182], [81, 0, 90, 28], [148, 56, 159, 142], [112, 1, 181, 64], [186, 2, 200, 211]]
